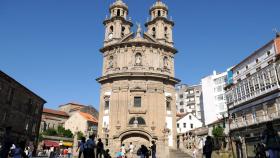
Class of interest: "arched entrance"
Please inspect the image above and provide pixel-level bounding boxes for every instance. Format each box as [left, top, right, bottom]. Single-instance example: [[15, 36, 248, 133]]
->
[[119, 130, 152, 150]]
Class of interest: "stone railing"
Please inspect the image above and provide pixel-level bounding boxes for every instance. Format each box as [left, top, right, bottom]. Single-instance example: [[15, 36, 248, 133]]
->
[[230, 110, 280, 130]]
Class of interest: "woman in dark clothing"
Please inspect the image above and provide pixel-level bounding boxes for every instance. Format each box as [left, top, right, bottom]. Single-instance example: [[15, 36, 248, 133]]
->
[[139, 145, 149, 158], [203, 136, 213, 158], [150, 141, 156, 158]]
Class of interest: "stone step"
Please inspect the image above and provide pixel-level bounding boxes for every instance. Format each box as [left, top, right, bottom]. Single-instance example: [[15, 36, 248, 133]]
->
[[170, 149, 192, 158]]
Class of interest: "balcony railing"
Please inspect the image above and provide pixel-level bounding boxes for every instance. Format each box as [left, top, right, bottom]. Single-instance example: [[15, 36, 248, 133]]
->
[[230, 110, 280, 130], [226, 64, 280, 108]]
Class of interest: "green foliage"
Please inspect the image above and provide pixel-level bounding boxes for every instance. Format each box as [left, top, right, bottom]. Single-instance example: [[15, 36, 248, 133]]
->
[[77, 131, 84, 140], [57, 126, 65, 136], [43, 126, 73, 138], [212, 125, 224, 138], [43, 128, 57, 136], [64, 129, 73, 138]]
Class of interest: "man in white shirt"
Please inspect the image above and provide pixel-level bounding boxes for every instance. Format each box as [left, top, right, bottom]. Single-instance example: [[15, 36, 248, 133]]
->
[[129, 142, 134, 158]]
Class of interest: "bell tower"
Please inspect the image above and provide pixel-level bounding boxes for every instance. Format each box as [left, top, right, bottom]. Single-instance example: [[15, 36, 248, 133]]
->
[[145, 0, 174, 46], [103, 0, 133, 46]]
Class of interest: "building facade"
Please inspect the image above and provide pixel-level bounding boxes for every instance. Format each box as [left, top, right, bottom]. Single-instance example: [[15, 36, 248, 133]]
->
[[225, 34, 280, 158], [40, 108, 69, 132], [176, 113, 203, 134], [59, 102, 99, 119], [65, 112, 98, 137], [176, 84, 204, 123], [97, 0, 180, 156], [0, 71, 46, 148], [202, 70, 228, 125]]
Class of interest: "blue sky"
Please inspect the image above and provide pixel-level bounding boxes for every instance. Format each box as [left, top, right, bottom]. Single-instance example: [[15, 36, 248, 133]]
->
[[1, 0, 279, 109]]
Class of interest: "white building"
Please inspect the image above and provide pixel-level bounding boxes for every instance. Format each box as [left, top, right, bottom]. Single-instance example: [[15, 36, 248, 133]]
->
[[176, 84, 204, 123], [176, 113, 203, 134], [201, 70, 228, 125], [65, 112, 98, 137]]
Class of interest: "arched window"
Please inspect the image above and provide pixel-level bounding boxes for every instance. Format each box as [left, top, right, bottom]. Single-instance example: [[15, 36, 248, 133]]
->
[[117, 9, 120, 16], [157, 10, 161, 17], [135, 53, 142, 66], [129, 117, 146, 125], [121, 26, 125, 37], [164, 27, 168, 38], [110, 26, 114, 33], [104, 96, 110, 110], [152, 27, 156, 38]]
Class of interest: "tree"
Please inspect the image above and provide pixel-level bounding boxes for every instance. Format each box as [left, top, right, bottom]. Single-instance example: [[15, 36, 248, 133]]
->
[[77, 131, 84, 140], [212, 125, 224, 138], [43, 128, 57, 136], [64, 129, 73, 138]]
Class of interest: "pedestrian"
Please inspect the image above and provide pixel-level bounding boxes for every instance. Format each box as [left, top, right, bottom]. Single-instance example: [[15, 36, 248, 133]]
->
[[96, 138, 104, 158], [255, 143, 266, 158], [128, 142, 134, 158], [116, 148, 124, 158], [67, 147, 72, 158], [150, 141, 156, 158], [203, 136, 213, 158], [121, 144, 126, 157], [262, 122, 280, 158], [139, 145, 149, 158], [85, 135, 96, 158], [0, 126, 13, 158], [104, 149, 111, 158], [77, 137, 86, 158]]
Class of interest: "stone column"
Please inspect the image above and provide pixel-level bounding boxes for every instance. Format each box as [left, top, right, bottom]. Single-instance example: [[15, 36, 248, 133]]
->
[[73, 133, 79, 157]]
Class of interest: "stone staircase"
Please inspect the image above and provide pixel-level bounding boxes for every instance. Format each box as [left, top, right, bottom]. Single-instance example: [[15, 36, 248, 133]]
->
[[170, 149, 192, 158]]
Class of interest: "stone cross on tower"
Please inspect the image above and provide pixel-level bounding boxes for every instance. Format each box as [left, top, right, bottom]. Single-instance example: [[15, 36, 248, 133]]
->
[[136, 22, 142, 37]]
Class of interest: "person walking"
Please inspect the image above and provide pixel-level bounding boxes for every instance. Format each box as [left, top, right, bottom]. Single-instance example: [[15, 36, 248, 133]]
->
[[13, 141, 28, 158], [128, 142, 134, 158], [139, 145, 149, 158], [77, 137, 86, 158], [96, 138, 104, 158], [85, 135, 96, 158], [262, 122, 280, 158], [203, 136, 213, 158], [150, 141, 156, 158], [121, 144, 126, 157], [67, 147, 72, 158]]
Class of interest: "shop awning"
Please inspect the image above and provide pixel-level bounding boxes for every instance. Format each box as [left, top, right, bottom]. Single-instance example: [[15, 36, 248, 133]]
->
[[62, 142, 73, 147], [44, 140, 59, 147]]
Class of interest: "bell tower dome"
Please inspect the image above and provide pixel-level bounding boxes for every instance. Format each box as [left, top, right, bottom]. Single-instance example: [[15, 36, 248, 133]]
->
[[145, 0, 174, 46], [103, 0, 133, 46]]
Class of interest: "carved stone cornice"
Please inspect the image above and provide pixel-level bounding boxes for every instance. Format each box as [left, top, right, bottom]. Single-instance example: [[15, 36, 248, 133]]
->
[[100, 40, 177, 54], [96, 72, 180, 84], [103, 16, 133, 26]]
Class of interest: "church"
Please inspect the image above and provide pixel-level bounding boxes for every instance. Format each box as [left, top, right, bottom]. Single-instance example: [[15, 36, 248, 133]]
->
[[96, 0, 180, 156]]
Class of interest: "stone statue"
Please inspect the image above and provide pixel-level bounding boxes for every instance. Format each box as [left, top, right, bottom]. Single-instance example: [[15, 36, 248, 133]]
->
[[136, 22, 141, 37], [108, 56, 114, 68], [133, 117, 138, 127], [163, 57, 168, 68], [135, 53, 142, 65]]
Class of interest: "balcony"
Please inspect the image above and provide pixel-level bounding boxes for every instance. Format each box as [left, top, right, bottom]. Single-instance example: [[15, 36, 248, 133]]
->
[[226, 64, 280, 108], [230, 110, 280, 130]]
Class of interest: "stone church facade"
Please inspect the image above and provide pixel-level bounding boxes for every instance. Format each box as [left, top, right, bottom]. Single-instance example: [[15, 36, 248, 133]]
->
[[97, 0, 180, 156]]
